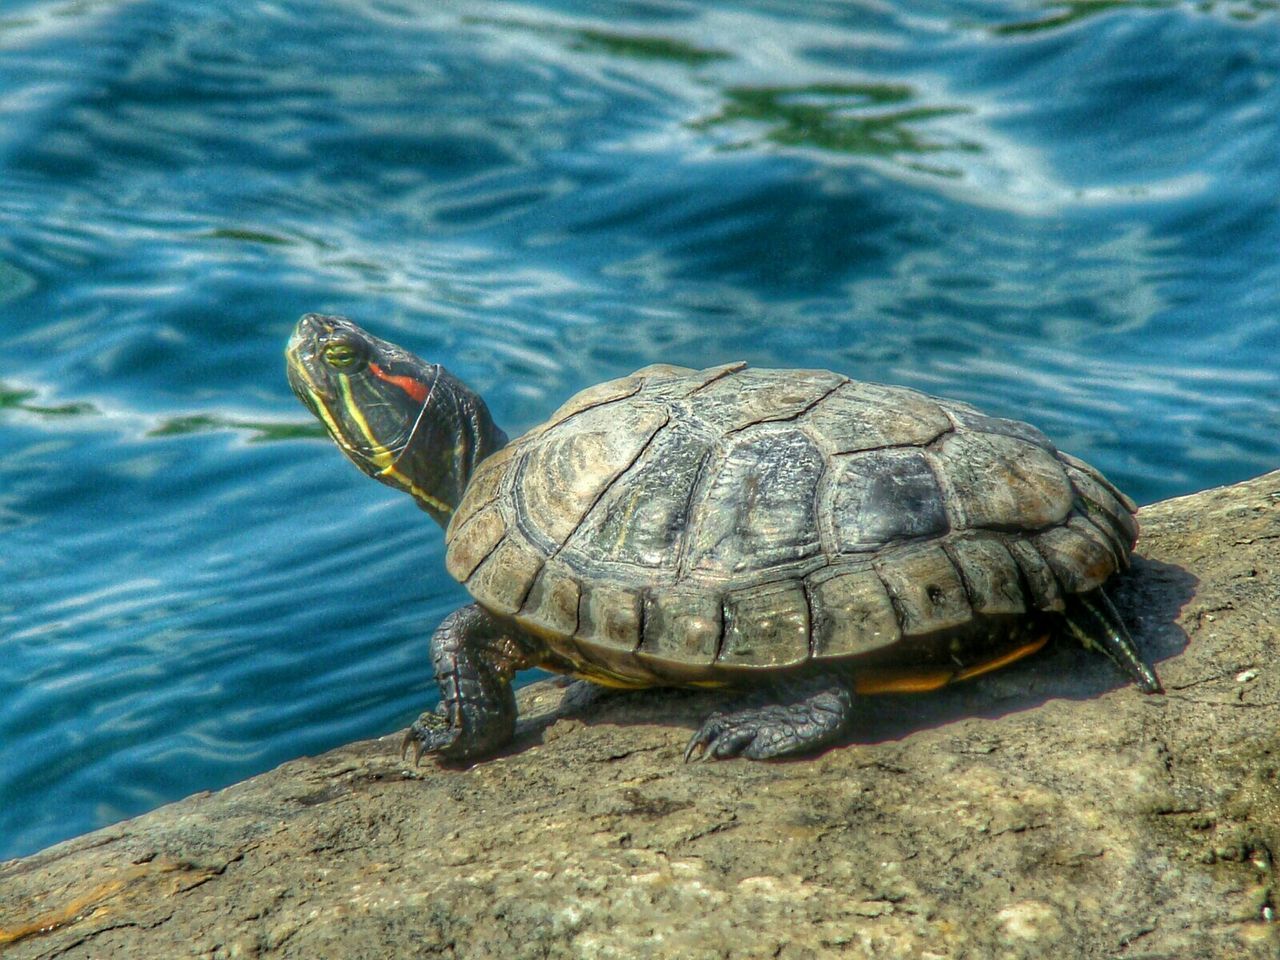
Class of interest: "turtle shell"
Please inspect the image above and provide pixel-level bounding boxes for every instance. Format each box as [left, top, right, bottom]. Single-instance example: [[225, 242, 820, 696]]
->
[[444, 363, 1137, 686]]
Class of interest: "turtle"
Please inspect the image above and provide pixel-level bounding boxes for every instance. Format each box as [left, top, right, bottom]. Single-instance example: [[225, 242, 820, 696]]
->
[[286, 313, 1161, 763]]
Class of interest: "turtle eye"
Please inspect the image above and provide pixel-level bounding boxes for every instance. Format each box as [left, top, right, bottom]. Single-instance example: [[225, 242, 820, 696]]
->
[[323, 342, 362, 370]]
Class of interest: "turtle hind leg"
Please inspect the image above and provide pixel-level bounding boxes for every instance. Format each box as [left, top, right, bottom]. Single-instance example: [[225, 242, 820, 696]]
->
[[1063, 587, 1163, 694], [684, 675, 855, 762]]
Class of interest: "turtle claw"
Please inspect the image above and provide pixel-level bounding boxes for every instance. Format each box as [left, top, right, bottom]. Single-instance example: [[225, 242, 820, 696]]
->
[[684, 679, 855, 762], [401, 711, 461, 764], [399, 729, 421, 764], [682, 737, 707, 764], [684, 713, 773, 762]]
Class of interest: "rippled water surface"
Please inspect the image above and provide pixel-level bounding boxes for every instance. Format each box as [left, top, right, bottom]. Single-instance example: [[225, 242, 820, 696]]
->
[[2, 0, 1278, 858]]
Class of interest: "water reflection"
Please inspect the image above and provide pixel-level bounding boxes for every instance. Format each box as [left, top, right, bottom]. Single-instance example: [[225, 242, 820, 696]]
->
[[146, 414, 326, 443], [692, 84, 975, 166], [991, 0, 1279, 35], [466, 16, 731, 65], [0, 383, 97, 418]]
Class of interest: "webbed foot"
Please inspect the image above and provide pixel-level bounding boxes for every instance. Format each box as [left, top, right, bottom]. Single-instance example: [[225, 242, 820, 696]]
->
[[684, 676, 855, 762]]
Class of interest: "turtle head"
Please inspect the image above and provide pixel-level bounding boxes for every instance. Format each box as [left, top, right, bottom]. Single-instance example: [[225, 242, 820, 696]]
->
[[287, 313, 507, 527]]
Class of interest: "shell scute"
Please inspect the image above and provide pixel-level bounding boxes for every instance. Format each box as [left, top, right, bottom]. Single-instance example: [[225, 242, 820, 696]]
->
[[577, 582, 643, 653], [874, 543, 972, 637], [932, 431, 1073, 531], [539, 377, 644, 434], [1005, 538, 1065, 613], [1060, 458, 1139, 550], [464, 535, 544, 616], [518, 559, 581, 640], [448, 441, 514, 536], [718, 581, 811, 668], [828, 448, 949, 552], [566, 417, 714, 569], [638, 590, 723, 667], [685, 366, 846, 429], [445, 503, 507, 583], [947, 409, 1054, 449], [514, 402, 667, 546], [806, 564, 902, 658], [944, 537, 1026, 616], [805, 380, 951, 452], [1033, 515, 1122, 594], [683, 426, 826, 575]]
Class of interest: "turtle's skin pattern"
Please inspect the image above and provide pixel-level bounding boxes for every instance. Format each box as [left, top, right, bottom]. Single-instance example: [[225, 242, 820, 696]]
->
[[287, 314, 1161, 763]]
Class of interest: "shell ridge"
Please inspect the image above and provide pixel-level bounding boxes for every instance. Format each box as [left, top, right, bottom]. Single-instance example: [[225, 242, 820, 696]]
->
[[549, 410, 672, 565], [920, 445, 957, 538], [509, 542, 544, 615], [544, 381, 644, 433], [802, 576, 819, 663], [723, 377, 848, 437], [685, 361, 749, 397], [940, 540, 979, 613], [1063, 512, 1128, 578], [1058, 450, 1138, 513], [1069, 483, 1138, 550], [456, 525, 508, 587], [1074, 510, 1128, 572], [713, 595, 730, 664], [995, 537, 1036, 609], [511, 450, 562, 555], [1026, 539, 1070, 608], [635, 594, 649, 656], [829, 425, 954, 458], [672, 438, 724, 581], [807, 424, 834, 561], [871, 562, 908, 635]]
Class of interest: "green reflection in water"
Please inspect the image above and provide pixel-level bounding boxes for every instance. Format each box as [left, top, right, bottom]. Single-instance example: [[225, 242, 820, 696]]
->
[[692, 84, 978, 162], [0, 383, 323, 443], [993, 0, 1172, 34], [992, 0, 1277, 34], [147, 415, 326, 444], [0, 383, 96, 418], [465, 17, 731, 66], [567, 27, 731, 65], [199, 227, 296, 247], [0, 257, 37, 304]]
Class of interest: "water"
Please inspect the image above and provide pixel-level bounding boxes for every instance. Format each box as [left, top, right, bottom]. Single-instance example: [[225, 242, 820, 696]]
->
[[1, 0, 1277, 860]]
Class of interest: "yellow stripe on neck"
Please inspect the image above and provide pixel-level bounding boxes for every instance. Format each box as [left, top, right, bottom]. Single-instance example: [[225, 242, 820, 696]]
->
[[337, 373, 396, 472], [378, 462, 452, 517]]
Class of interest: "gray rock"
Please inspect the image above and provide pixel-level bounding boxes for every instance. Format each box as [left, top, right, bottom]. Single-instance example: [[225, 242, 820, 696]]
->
[[3, 472, 1278, 959]]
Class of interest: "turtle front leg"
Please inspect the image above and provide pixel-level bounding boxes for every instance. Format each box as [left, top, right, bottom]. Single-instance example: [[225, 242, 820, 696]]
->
[[404, 603, 539, 764], [685, 675, 856, 762]]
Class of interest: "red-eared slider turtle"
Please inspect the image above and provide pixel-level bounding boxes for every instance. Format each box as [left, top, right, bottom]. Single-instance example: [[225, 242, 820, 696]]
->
[[286, 314, 1161, 762]]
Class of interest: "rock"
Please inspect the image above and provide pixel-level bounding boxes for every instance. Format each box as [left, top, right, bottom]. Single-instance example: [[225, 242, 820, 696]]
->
[[2, 471, 1278, 959]]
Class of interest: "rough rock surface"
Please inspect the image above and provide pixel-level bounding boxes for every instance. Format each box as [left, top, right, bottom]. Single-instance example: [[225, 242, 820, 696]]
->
[[2, 472, 1278, 959]]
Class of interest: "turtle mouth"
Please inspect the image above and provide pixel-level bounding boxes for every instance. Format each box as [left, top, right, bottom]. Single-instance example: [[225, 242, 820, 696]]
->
[[285, 335, 328, 417], [285, 320, 365, 460]]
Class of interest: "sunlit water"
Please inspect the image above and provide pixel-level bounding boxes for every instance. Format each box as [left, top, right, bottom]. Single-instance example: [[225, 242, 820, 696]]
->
[[1, 0, 1277, 859]]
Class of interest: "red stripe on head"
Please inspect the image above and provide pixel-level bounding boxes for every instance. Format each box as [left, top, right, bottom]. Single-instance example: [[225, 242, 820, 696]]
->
[[369, 362, 429, 404]]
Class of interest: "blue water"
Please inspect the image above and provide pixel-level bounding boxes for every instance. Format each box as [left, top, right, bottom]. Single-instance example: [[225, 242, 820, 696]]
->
[[1, 0, 1277, 860]]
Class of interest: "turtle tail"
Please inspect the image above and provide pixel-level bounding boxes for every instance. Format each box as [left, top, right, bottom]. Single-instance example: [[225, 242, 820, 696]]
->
[[1063, 587, 1163, 694]]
